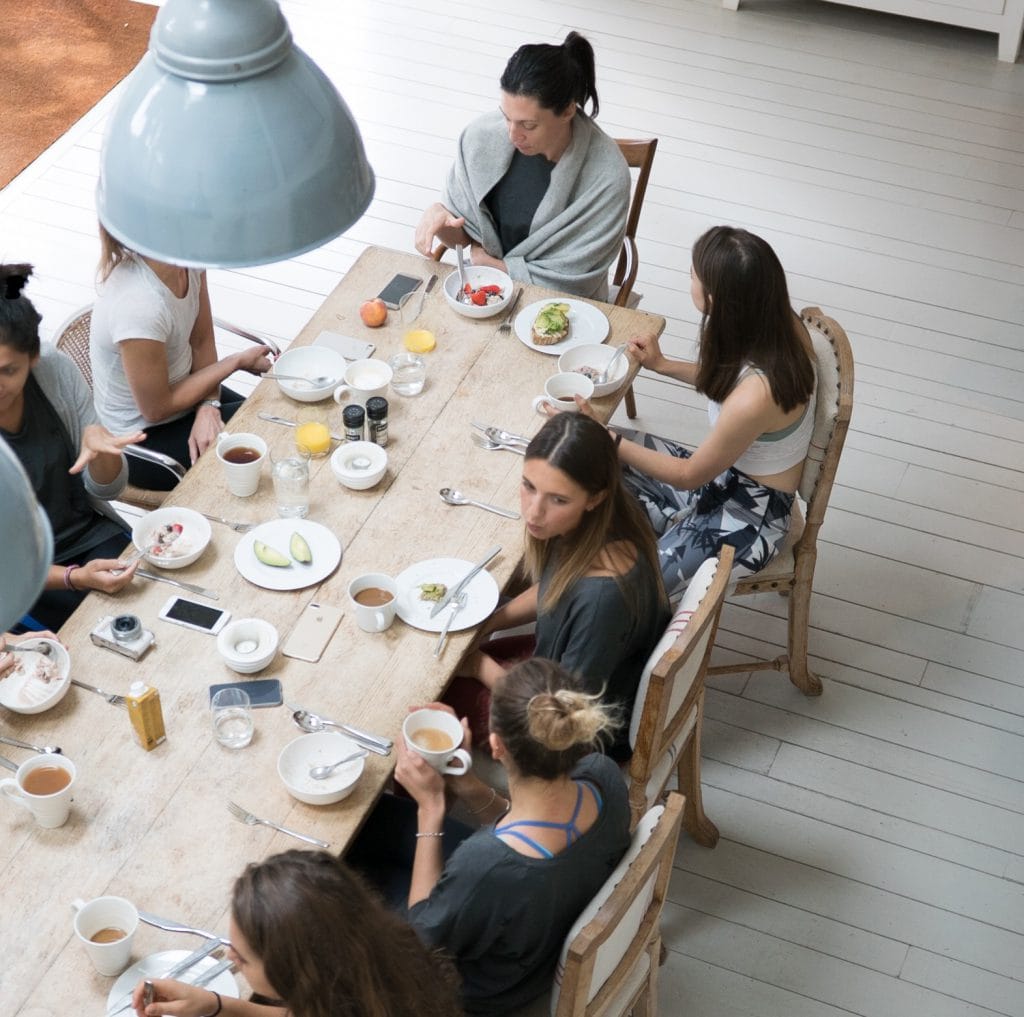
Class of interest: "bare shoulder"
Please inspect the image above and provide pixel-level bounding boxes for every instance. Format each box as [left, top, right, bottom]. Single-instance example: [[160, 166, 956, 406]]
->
[[587, 539, 638, 578]]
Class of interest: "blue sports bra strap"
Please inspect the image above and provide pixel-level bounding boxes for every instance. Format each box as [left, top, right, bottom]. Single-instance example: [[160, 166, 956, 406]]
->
[[494, 827, 554, 859], [576, 778, 604, 812]]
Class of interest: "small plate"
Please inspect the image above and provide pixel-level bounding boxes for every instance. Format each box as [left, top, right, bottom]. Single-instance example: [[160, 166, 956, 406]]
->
[[234, 519, 342, 591], [514, 298, 610, 355], [107, 949, 237, 1010], [395, 557, 500, 633]]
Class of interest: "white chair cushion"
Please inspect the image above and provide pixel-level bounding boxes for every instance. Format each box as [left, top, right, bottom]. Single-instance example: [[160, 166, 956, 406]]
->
[[799, 320, 840, 503]]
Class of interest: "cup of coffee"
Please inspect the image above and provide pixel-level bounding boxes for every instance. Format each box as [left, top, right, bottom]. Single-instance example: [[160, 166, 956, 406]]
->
[[348, 573, 398, 633], [403, 709, 472, 775], [0, 752, 76, 828], [333, 361, 393, 407], [532, 372, 595, 415], [216, 432, 268, 497], [71, 895, 138, 975]]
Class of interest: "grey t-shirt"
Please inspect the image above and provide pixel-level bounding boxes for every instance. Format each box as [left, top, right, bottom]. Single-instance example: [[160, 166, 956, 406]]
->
[[408, 754, 630, 1015]]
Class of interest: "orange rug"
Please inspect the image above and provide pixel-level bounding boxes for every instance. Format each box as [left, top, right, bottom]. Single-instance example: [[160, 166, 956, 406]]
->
[[0, 0, 157, 188]]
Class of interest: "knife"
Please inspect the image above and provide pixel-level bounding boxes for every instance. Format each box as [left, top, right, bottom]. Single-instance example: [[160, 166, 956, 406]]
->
[[106, 939, 220, 1016], [0, 754, 17, 772], [138, 909, 229, 944], [258, 411, 344, 442], [429, 545, 502, 619], [136, 569, 219, 601]]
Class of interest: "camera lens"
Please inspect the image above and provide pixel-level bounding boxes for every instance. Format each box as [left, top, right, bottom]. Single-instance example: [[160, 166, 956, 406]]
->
[[111, 614, 142, 644]]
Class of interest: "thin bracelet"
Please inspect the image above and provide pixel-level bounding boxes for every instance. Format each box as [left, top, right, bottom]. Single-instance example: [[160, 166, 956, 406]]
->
[[200, 992, 222, 1017], [470, 787, 498, 815], [64, 564, 81, 591], [415, 830, 444, 839]]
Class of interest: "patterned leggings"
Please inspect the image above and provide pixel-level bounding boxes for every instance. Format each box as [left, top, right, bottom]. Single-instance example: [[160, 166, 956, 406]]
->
[[618, 429, 794, 604]]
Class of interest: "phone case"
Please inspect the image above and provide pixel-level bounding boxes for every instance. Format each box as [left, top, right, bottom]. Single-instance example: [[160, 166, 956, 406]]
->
[[313, 330, 375, 361], [282, 602, 345, 662]]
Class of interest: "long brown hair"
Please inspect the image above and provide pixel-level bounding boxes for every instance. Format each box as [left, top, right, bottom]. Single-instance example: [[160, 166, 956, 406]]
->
[[692, 226, 814, 412], [231, 851, 462, 1017], [97, 223, 131, 282], [523, 413, 663, 613]]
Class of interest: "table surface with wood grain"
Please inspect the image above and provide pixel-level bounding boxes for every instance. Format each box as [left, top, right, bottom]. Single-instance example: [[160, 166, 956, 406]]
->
[[2, 246, 664, 1016]]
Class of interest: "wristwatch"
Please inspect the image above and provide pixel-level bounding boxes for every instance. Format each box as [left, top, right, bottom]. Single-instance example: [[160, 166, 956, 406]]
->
[[201, 399, 222, 410]]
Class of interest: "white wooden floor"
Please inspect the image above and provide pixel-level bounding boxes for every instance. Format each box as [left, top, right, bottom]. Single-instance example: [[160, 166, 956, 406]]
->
[[3, 1, 1022, 1014]]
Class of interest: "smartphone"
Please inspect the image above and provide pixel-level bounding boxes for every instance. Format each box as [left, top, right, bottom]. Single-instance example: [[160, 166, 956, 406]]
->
[[377, 273, 422, 310], [314, 330, 375, 361], [209, 678, 283, 708], [281, 601, 344, 663], [158, 596, 230, 635]]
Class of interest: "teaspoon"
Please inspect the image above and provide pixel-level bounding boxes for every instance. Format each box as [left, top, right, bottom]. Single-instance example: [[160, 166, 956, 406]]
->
[[289, 707, 393, 756], [309, 748, 369, 780], [596, 345, 628, 385], [440, 487, 520, 520], [268, 371, 337, 387], [0, 733, 62, 755]]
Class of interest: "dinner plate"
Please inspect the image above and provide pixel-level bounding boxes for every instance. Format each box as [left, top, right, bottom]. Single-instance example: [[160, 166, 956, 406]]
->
[[394, 557, 500, 633], [234, 519, 343, 591], [514, 298, 610, 355], [107, 949, 238, 1011]]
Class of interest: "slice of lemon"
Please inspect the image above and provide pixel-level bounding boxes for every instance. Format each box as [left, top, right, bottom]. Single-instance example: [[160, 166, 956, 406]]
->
[[404, 328, 436, 353]]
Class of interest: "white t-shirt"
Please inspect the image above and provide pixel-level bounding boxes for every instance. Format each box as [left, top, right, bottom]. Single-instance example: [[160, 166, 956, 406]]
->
[[90, 255, 202, 433]]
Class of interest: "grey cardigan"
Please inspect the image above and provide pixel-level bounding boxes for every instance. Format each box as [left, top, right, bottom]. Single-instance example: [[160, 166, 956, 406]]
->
[[444, 110, 630, 300]]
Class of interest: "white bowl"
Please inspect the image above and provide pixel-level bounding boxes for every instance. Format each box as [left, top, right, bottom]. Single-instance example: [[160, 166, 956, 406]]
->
[[131, 507, 211, 569], [0, 639, 71, 714], [216, 618, 278, 674], [272, 346, 348, 403], [443, 266, 513, 319], [330, 441, 387, 491], [557, 343, 630, 398], [278, 731, 365, 805]]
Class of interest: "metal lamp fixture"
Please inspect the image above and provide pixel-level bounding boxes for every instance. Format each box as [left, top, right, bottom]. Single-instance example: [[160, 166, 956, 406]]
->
[[97, 0, 375, 268]]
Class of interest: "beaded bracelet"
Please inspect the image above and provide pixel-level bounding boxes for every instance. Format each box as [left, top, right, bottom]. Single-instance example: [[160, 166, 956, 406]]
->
[[415, 831, 444, 839], [201, 992, 222, 1017], [64, 564, 81, 591]]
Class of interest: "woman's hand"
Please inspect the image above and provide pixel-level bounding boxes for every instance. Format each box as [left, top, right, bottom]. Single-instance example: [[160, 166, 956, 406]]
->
[[627, 332, 667, 373], [70, 425, 146, 476], [415, 202, 468, 256], [132, 977, 219, 1017], [233, 344, 275, 376], [468, 244, 508, 273], [187, 405, 224, 463], [72, 558, 139, 594], [572, 395, 599, 421], [0, 631, 57, 679], [394, 738, 447, 810]]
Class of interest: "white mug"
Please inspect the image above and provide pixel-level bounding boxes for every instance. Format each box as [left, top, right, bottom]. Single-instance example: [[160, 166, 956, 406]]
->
[[532, 372, 595, 415], [333, 361, 393, 406], [403, 709, 472, 775], [348, 573, 398, 633], [71, 895, 138, 975], [216, 432, 268, 497], [0, 752, 76, 828]]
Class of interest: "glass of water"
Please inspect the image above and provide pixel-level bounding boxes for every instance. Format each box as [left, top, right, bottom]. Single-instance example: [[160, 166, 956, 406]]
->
[[388, 352, 427, 397], [211, 688, 254, 749], [271, 445, 310, 518]]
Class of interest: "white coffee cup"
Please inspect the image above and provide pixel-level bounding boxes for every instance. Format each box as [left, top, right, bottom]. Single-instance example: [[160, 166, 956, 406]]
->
[[348, 573, 398, 633], [0, 752, 76, 828], [403, 709, 473, 775], [532, 372, 595, 415], [333, 361, 393, 406], [71, 895, 138, 975], [216, 432, 268, 497]]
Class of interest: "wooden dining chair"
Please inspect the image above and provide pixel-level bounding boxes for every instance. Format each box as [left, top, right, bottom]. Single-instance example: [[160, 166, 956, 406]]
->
[[707, 306, 855, 697], [627, 547, 732, 845]]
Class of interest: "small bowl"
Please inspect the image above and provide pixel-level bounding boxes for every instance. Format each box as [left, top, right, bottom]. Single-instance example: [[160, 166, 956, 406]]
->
[[272, 346, 348, 403], [330, 441, 387, 491], [0, 638, 71, 714], [216, 618, 279, 674], [131, 507, 211, 569], [278, 731, 365, 805], [443, 266, 513, 319], [558, 344, 630, 398]]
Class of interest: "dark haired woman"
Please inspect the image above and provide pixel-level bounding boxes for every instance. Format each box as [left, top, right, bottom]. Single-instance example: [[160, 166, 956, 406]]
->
[[131, 851, 462, 1017], [0, 264, 142, 630], [601, 225, 816, 602], [348, 659, 631, 1016], [414, 31, 630, 299]]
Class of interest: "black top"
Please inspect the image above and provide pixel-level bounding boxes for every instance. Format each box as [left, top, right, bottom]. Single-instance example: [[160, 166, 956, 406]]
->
[[484, 150, 555, 253]]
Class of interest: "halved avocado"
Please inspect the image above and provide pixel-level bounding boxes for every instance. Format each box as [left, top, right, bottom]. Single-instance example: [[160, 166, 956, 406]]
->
[[254, 540, 291, 568], [290, 531, 313, 565]]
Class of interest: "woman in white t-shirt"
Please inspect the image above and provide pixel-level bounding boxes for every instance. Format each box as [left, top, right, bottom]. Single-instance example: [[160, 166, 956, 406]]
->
[[90, 226, 274, 489]]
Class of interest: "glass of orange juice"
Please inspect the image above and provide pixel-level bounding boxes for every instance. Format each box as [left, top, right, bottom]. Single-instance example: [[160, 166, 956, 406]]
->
[[400, 289, 435, 354], [295, 405, 332, 457]]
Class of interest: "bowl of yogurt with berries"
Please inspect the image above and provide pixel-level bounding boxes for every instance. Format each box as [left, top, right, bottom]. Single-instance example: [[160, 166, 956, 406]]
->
[[130, 507, 211, 569]]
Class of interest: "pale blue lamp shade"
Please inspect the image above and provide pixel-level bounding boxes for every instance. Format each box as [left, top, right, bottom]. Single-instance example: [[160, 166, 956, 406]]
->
[[97, 0, 375, 268], [0, 439, 53, 631]]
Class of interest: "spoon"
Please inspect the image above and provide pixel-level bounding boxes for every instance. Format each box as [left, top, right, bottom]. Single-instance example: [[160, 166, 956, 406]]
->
[[268, 371, 337, 387], [596, 345, 627, 386], [471, 434, 526, 456], [440, 487, 520, 520], [455, 245, 469, 303], [289, 707, 393, 756], [0, 733, 62, 755], [6, 642, 54, 657], [471, 421, 530, 447], [309, 748, 369, 780]]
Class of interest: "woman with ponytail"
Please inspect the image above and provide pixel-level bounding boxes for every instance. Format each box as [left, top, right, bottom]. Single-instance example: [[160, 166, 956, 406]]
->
[[415, 31, 630, 299]]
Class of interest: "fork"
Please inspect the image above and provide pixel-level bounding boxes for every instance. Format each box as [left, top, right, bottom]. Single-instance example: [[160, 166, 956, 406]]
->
[[71, 678, 126, 708], [434, 591, 468, 658], [227, 800, 330, 848], [471, 433, 526, 456], [496, 289, 523, 333], [198, 511, 254, 533]]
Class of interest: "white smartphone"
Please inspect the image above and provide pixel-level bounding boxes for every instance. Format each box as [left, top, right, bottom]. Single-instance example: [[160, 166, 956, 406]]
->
[[157, 596, 231, 635], [314, 330, 375, 361], [281, 601, 344, 662]]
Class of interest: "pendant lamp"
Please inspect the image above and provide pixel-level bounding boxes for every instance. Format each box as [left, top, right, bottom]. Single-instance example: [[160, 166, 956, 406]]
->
[[97, 0, 375, 268]]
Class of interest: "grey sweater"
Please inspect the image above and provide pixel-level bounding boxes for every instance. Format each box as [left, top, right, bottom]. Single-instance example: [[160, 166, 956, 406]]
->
[[444, 110, 630, 300]]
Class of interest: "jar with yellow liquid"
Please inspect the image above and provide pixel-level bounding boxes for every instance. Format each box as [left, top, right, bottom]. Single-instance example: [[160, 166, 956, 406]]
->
[[400, 289, 435, 354]]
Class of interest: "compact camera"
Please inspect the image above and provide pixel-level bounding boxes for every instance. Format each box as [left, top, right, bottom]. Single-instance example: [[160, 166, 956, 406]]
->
[[89, 613, 156, 661]]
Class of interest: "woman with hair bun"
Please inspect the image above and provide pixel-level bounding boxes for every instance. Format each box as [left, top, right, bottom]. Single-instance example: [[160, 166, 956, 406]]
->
[[415, 31, 630, 299], [348, 658, 631, 1016]]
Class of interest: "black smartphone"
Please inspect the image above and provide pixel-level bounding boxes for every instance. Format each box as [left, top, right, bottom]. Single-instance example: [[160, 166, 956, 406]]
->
[[209, 678, 284, 708], [377, 273, 422, 309]]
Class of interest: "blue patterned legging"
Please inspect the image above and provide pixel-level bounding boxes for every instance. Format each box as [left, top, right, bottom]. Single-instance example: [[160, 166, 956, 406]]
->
[[618, 429, 794, 604]]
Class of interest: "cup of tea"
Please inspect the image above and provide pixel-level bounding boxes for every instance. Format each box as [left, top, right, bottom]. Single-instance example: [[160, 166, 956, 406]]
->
[[216, 432, 268, 497], [71, 895, 138, 975], [532, 372, 595, 416], [332, 361, 393, 407], [347, 573, 398, 633], [403, 709, 472, 775], [0, 752, 76, 828]]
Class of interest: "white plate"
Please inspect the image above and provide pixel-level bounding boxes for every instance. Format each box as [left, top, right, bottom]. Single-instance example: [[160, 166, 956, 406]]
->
[[234, 519, 343, 591], [514, 298, 610, 355], [395, 557, 500, 633], [107, 949, 238, 1010]]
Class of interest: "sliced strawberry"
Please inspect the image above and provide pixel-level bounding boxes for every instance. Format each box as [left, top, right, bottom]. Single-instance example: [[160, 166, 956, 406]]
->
[[481, 284, 501, 294], [470, 290, 488, 306]]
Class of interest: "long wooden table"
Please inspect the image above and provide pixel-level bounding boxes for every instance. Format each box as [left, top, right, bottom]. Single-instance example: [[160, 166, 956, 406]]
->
[[1, 246, 664, 1015]]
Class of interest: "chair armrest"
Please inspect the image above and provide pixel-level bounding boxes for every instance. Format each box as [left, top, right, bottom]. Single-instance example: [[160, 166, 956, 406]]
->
[[213, 317, 282, 357], [124, 444, 186, 482], [430, 244, 449, 262]]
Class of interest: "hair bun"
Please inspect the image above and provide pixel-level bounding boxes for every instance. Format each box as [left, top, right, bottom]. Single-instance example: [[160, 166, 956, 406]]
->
[[1, 264, 33, 300], [526, 689, 610, 751]]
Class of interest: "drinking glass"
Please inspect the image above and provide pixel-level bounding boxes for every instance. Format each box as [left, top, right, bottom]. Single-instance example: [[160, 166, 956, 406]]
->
[[211, 688, 254, 749], [400, 290, 436, 354], [271, 445, 311, 518], [388, 352, 427, 397], [295, 405, 332, 458]]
